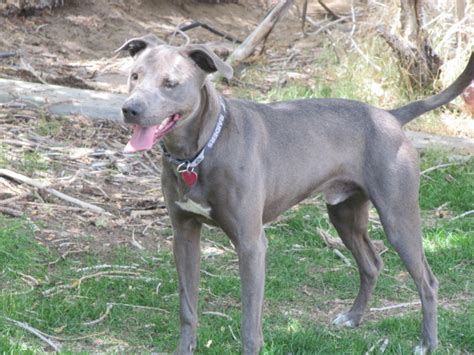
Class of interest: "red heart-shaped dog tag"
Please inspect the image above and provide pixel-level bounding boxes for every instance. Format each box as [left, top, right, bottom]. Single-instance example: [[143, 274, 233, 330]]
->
[[181, 171, 198, 187]]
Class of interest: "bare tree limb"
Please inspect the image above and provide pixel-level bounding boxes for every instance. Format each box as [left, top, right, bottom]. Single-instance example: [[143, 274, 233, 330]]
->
[[2, 317, 61, 351], [317, 0, 340, 20], [0, 206, 23, 217], [218, 0, 295, 78], [0, 169, 110, 215], [172, 20, 242, 44], [83, 304, 113, 326]]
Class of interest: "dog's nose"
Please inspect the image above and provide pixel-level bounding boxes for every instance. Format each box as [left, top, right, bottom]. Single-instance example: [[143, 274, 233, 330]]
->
[[122, 100, 144, 122]]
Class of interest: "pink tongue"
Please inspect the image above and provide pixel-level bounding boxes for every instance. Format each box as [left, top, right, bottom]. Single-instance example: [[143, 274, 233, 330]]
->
[[124, 125, 158, 153]]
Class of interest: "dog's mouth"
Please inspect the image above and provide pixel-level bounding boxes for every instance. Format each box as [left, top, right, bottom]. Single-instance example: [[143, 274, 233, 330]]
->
[[124, 114, 181, 153]]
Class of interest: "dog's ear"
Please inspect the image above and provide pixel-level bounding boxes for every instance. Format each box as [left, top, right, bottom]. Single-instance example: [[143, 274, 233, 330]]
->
[[185, 45, 233, 80], [115, 34, 163, 57]]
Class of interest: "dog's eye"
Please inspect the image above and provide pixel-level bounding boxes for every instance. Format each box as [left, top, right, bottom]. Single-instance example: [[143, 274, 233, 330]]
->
[[131, 73, 138, 81], [163, 78, 178, 89]]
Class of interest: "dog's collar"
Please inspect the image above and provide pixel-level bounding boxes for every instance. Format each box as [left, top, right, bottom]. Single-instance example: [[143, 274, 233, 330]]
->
[[160, 97, 226, 187]]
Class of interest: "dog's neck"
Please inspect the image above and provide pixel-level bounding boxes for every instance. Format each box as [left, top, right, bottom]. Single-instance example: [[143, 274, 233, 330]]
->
[[162, 81, 221, 160]]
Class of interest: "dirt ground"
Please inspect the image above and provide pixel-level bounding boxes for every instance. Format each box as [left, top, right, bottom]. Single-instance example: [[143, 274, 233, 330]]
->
[[0, 0, 328, 257], [0, 0, 332, 91]]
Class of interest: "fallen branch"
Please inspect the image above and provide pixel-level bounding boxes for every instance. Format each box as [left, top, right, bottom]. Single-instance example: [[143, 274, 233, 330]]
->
[[131, 229, 145, 250], [107, 302, 169, 313], [0, 168, 109, 215], [43, 271, 142, 296], [0, 191, 31, 205], [0, 51, 16, 59], [317, 227, 345, 250], [0, 78, 126, 122], [333, 249, 351, 266], [420, 162, 463, 176], [130, 209, 163, 218], [318, 0, 340, 20], [370, 301, 420, 312], [0, 206, 23, 217], [365, 337, 389, 355], [8, 268, 40, 286], [2, 317, 61, 351], [173, 20, 242, 44], [74, 264, 142, 273], [318, 228, 387, 254], [20, 52, 48, 85], [220, 0, 295, 75], [450, 210, 474, 221], [228, 325, 238, 342], [202, 311, 233, 320], [37, 331, 107, 342], [202, 269, 221, 278], [83, 304, 113, 326]]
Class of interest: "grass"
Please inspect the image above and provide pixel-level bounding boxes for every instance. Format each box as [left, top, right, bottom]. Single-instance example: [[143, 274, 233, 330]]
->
[[0, 149, 472, 354]]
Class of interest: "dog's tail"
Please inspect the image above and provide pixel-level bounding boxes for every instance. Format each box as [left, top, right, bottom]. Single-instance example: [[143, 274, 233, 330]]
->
[[390, 52, 474, 125]]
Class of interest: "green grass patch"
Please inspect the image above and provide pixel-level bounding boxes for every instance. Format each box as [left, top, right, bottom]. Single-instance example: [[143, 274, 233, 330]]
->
[[0, 151, 472, 353], [35, 114, 62, 138], [419, 149, 474, 213]]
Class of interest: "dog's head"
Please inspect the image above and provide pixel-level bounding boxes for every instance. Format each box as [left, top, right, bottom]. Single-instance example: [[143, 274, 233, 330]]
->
[[116, 34, 233, 153]]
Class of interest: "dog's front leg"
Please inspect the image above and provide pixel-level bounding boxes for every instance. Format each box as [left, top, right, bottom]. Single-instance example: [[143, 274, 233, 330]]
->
[[172, 217, 202, 354], [234, 228, 267, 355]]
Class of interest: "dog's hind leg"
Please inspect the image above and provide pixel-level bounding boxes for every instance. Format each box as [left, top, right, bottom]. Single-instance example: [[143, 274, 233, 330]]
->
[[327, 193, 384, 327], [369, 146, 438, 354]]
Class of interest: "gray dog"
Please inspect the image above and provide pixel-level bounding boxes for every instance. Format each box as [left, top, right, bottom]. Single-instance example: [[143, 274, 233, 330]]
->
[[117, 34, 473, 354]]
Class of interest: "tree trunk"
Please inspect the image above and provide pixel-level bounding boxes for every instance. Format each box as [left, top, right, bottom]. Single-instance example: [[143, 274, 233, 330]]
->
[[378, 0, 442, 90]]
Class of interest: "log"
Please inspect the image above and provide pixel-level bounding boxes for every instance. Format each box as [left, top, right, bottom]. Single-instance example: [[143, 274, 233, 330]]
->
[[0, 78, 126, 122], [1, 78, 472, 154], [404, 131, 474, 154]]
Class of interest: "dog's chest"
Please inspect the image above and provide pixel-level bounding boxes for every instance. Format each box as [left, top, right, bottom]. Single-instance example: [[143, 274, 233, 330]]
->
[[175, 198, 212, 219]]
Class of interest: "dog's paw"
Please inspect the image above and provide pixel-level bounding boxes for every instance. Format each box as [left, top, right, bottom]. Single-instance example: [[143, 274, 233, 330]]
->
[[332, 313, 357, 327], [413, 344, 428, 355], [174, 340, 196, 355]]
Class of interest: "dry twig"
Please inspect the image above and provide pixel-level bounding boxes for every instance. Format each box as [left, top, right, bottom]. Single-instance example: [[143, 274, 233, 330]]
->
[[42, 270, 142, 296], [318, 0, 340, 20], [370, 301, 420, 312], [450, 210, 474, 221], [202, 311, 233, 321], [317, 227, 345, 250], [107, 302, 169, 313], [0, 191, 31, 205], [173, 20, 242, 44], [420, 162, 463, 176], [19, 52, 48, 85], [0, 168, 110, 215], [83, 304, 113, 326], [0, 206, 22, 217], [74, 264, 141, 273], [333, 249, 351, 266], [2, 317, 61, 351]]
